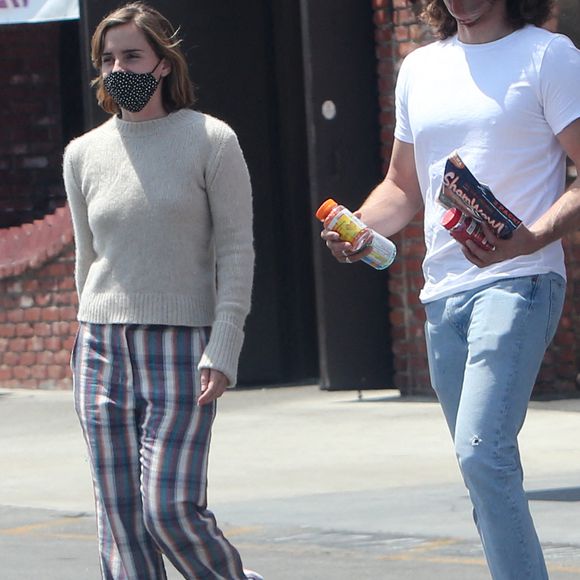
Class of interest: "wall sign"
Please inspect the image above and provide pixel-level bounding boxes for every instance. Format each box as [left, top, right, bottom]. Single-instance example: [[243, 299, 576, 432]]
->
[[0, 0, 79, 24]]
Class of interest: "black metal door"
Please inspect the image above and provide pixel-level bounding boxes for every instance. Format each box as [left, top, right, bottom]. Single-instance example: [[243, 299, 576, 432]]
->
[[300, 0, 394, 389]]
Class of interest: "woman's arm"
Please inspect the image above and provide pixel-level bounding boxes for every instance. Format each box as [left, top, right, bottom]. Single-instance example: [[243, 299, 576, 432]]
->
[[197, 126, 255, 391], [63, 145, 97, 298]]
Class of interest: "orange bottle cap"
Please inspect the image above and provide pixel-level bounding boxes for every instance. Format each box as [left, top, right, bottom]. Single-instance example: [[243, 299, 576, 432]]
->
[[315, 198, 338, 221]]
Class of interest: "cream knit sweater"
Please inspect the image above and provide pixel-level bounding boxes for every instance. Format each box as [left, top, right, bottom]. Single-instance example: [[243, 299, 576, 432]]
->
[[63, 109, 254, 386]]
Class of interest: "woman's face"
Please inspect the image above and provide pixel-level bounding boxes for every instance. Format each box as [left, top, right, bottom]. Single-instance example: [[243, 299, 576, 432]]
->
[[100, 21, 171, 118], [101, 22, 160, 76]]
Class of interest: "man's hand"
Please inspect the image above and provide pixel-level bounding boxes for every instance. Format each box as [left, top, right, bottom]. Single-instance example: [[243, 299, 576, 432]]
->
[[461, 222, 541, 268], [320, 211, 372, 264], [197, 368, 229, 406]]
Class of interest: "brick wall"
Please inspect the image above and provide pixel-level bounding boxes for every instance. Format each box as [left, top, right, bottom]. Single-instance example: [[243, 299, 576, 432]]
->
[[0, 23, 77, 389], [372, 0, 580, 397], [0, 246, 77, 389], [0, 23, 67, 228]]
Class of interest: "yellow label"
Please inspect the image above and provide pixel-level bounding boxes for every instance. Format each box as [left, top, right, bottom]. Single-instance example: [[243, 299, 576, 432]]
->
[[331, 214, 364, 243]]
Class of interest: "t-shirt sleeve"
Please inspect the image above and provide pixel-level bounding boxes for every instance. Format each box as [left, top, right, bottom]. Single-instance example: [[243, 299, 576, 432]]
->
[[540, 35, 580, 136], [394, 55, 414, 144]]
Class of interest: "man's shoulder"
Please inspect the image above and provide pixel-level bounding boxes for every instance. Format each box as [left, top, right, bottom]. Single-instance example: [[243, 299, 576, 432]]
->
[[402, 37, 453, 65], [513, 24, 574, 52]]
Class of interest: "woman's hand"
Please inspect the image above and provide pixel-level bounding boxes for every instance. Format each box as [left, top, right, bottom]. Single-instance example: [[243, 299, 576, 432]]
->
[[197, 368, 229, 406]]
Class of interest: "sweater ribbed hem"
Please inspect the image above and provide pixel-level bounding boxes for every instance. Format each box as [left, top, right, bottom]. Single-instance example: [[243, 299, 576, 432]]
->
[[77, 292, 216, 327], [198, 319, 245, 387]]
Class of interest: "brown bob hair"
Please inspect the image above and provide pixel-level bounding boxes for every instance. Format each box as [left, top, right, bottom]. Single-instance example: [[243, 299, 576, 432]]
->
[[420, 0, 555, 39], [90, 2, 195, 114]]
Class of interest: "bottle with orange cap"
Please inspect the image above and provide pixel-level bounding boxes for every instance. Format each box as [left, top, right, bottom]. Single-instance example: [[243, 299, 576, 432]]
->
[[315, 198, 396, 270]]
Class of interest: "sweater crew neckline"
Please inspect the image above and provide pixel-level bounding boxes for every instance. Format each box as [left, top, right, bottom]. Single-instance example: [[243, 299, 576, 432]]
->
[[112, 108, 191, 137]]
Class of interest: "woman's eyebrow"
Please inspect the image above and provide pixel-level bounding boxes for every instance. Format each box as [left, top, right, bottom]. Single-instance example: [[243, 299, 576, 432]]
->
[[102, 48, 145, 56]]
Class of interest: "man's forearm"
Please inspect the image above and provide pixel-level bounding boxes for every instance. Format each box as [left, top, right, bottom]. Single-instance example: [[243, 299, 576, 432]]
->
[[530, 178, 580, 251], [358, 176, 423, 238]]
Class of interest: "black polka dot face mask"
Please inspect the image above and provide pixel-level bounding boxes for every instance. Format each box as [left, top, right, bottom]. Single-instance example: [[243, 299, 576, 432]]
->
[[103, 60, 162, 113]]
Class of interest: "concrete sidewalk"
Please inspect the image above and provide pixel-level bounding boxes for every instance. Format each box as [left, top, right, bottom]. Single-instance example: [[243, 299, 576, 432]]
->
[[0, 385, 579, 579]]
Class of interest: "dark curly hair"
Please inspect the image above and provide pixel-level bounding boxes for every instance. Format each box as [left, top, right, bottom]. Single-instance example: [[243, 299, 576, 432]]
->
[[420, 0, 555, 39]]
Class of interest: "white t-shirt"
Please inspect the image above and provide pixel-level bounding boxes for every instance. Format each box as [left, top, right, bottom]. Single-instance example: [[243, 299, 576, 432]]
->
[[394, 25, 580, 303]]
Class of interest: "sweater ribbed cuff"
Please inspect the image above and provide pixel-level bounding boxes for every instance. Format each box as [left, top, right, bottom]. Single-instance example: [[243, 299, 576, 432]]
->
[[198, 319, 245, 387]]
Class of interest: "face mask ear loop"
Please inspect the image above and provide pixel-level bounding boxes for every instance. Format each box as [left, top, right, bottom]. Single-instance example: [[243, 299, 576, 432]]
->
[[151, 58, 164, 76]]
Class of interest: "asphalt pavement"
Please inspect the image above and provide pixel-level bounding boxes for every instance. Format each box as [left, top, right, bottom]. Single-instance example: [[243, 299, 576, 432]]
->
[[1, 385, 579, 579]]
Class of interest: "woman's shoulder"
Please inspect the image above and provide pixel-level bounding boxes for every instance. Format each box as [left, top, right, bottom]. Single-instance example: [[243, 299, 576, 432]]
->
[[179, 109, 238, 142], [64, 117, 116, 158]]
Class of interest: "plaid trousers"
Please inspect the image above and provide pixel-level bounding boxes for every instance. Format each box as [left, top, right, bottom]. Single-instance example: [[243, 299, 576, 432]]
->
[[72, 322, 246, 580]]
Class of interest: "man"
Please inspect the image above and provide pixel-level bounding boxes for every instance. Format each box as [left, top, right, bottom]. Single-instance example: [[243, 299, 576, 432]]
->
[[322, 1, 580, 578]]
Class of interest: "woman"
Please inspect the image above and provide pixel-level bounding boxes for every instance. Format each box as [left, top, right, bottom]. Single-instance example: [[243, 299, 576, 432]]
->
[[63, 3, 262, 579]]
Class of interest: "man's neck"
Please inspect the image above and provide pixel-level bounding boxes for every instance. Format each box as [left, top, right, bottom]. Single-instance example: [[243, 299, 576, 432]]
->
[[457, 20, 515, 44], [456, 1, 514, 44]]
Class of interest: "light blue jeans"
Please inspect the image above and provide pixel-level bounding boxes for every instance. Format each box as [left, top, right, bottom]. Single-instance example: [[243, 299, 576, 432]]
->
[[424, 273, 566, 580]]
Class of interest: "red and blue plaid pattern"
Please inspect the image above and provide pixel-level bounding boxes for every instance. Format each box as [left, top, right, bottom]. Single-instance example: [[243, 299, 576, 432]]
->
[[72, 323, 246, 580]]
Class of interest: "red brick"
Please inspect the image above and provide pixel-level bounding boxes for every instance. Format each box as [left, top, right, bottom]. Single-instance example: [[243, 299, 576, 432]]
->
[[32, 366, 48, 380], [41, 308, 61, 322], [3, 352, 19, 366], [35, 293, 52, 307], [62, 335, 76, 351], [62, 307, 77, 320], [24, 307, 42, 322], [0, 323, 16, 338], [32, 322, 52, 337], [27, 336, 44, 352], [10, 338, 27, 352], [19, 351, 36, 365], [13, 366, 32, 380], [53, 292, 74, 306], [373, 9, 388, 27], [394, 8, 416, 26], [47, 365, 67, 380], [43, 263, 70, 277], [44, 336, 62, 351], [58, 277, 75, 290], [7, 309, 24, 323], [51, 321, 70, 335], [16, 324, 34, 337], [54, 350, 71, 365]]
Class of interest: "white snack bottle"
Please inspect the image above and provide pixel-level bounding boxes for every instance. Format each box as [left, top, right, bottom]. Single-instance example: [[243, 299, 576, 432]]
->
[[316, 198, 396, 270]]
